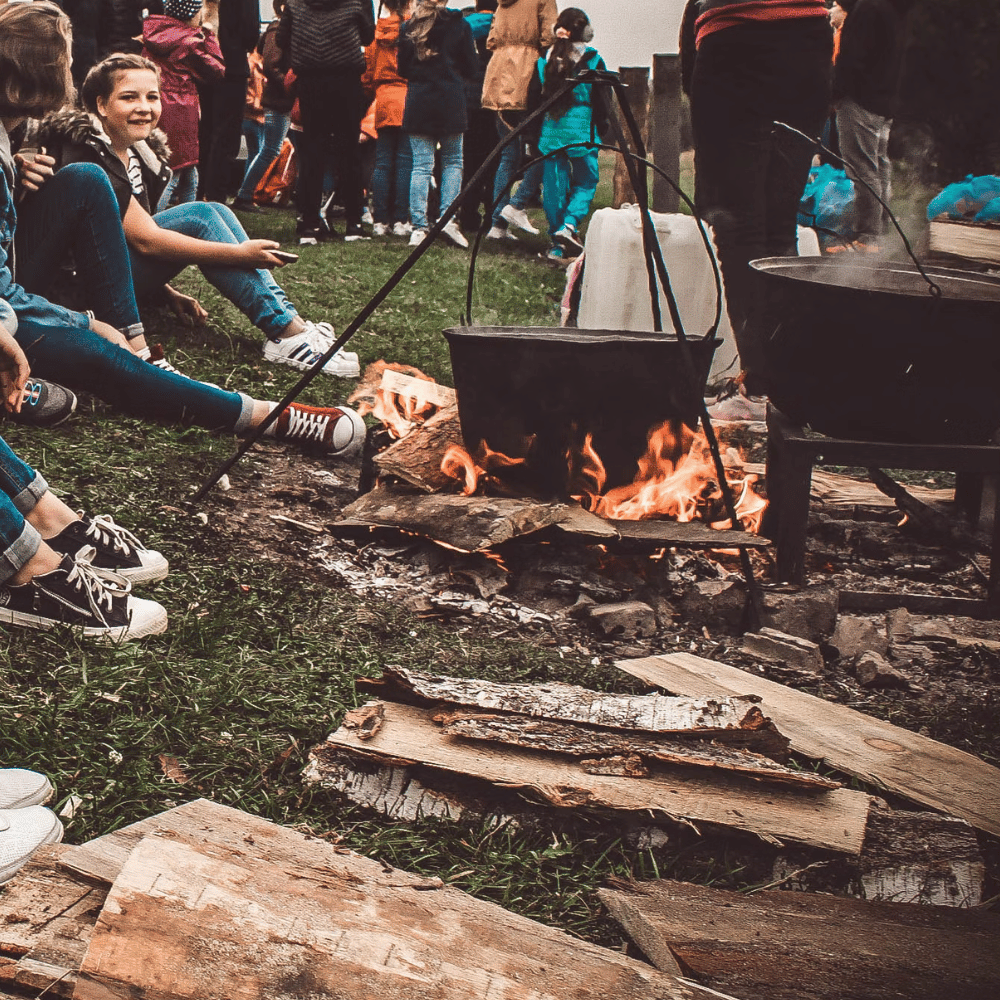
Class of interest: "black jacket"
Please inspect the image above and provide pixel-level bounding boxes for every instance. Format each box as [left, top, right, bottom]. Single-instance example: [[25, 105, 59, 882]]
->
[[26, 110, 172, 218], [216, 0, 260, 79], [833, 0, 913, 117], [277, 0, 375, 76], [399, 9, 478, 136]]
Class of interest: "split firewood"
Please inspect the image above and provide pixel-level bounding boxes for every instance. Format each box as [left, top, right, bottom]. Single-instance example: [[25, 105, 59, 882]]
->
[[437, 712, 836, 787], [374, 666, 790, 753], [375, 404, 463, 493], [579, 754, 650, 778], [342, 701, 385, 741]]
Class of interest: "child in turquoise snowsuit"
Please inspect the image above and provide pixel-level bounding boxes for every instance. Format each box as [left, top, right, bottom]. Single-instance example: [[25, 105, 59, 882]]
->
[[534, 7, 605, 260]]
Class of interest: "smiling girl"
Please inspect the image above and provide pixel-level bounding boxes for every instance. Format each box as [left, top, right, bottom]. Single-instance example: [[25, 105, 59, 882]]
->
[[17, 53, 360, 379]]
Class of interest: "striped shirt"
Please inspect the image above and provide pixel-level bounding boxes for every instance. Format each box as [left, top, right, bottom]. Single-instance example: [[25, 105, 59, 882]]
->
[[694, 0, 829, 47], [126, 149, 145, 198]]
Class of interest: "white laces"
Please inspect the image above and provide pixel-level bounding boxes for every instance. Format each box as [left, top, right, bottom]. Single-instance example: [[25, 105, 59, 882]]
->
[[302, 321, 336, 352], [285, 406, 331, 444], [82, 513, 146, 557], [61, 547, 131, 625]]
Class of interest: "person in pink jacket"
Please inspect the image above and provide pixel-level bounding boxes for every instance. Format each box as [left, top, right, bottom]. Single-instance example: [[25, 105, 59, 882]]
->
[[142, 0, 225, 209]]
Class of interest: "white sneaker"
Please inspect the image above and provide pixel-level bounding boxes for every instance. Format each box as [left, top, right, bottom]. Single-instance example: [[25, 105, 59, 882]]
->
[[501, 204, 539, 235], [361, 207, 373, 225], [372, 222, 390, 237], [409, 228, 428, 247], [263, 324, 361, 378], [441, 220, 469, 248], [0, 806, 63, 885], [0, 770, 53, 810], [392, 221, 412, 237], [487, 226, 518, 241]]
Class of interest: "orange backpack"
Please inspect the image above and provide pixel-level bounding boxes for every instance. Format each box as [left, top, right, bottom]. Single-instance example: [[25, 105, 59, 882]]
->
[[254, 137, 297, 207]]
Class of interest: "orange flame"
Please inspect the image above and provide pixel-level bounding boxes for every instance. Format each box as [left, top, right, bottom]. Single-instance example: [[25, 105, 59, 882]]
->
[[349, 361, 441, 440]]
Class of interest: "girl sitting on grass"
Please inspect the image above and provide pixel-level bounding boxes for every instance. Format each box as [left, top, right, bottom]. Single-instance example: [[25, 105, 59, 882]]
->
[[530, 7, 606, 262], [0, 3, 365, 458], [17, 53, 360, 379]]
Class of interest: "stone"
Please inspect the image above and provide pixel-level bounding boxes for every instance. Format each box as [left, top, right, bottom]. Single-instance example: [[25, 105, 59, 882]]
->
[[829, 615, 890, 659], [742, 628, 824, 674], [680, 579, 747, 631], [887, 607, 956, 646], [760, 584, 838, 643], [855, 650, 911, 690], [587, 601, 657, 639]]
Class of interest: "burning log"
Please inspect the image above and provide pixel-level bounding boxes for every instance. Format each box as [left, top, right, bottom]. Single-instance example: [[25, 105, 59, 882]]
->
[[436, 711, 837, 787], [374, 404, 464, 493], [366, 666, 791, 753]]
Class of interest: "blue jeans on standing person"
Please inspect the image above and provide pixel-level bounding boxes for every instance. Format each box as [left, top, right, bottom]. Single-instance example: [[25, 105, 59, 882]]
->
[[372, 126, 412, 226], [408, 133, 463, 231], [138, 201, 299, 340], [491, 111, 543, 229], [11, 163, 254, 431], [237, 111, 291, 204], [542, 150, 599, 234], [156, 165, 199, 213]]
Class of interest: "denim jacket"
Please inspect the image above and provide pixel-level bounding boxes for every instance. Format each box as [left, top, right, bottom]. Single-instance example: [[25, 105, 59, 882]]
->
[[0, 122, 91, 331]]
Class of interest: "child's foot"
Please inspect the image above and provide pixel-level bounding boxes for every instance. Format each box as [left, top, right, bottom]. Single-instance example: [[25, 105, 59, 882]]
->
[[501, 204, 539, 235], [47, 512, 169, 584], [553, 224, 584, 256], [268, 403, 366, 457]]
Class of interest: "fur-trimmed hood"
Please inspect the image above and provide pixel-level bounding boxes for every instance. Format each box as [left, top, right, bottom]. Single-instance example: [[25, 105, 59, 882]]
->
[[29, 108, 172, 166]]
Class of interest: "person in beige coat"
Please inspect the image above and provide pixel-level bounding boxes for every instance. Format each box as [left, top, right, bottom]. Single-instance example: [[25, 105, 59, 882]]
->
[[479, 0, 556, 238]]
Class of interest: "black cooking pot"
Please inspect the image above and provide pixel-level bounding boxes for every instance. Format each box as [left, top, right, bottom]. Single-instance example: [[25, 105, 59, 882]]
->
[[444, 326, 720, 496], [750, 257, 1000, 443]]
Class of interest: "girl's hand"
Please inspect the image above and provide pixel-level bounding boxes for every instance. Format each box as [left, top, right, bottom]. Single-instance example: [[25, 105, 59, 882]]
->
[[14, 151, 56, 192], [0, 324, 30, 415], [164, 284, 209, 326], [237, 239, 287, 269]]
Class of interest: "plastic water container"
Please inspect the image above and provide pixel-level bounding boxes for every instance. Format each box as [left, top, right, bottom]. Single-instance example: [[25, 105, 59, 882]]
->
[[576, 206, 819, 385]]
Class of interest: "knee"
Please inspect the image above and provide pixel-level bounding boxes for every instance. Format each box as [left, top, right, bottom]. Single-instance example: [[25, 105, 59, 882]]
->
[[58, 162, 117, 204]]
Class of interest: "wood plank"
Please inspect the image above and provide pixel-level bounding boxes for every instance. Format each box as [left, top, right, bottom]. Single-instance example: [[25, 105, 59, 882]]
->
[[318, 701, 870, 853], [618, 652, 1000, 837], [73, 803, 704, 1000], [379, 666, 784, 742], [928, 219, 1000, 266], [608, 519, 770, 548], [598, 878, 1000, 1000], [437, 711, 840, 790]]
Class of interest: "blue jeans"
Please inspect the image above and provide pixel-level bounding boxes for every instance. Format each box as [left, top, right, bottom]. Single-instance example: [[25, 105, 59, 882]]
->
[[138, 201, 298, 340], [238, 111, 291, 202], [0, 435, 46, 584], [15, 163, 145, 340], [157, 165, 199, 213], [491, 111, 544, 228], [408, 133, 463, 231], [372, 126, 411, 225], [542, 150, 599, 234]]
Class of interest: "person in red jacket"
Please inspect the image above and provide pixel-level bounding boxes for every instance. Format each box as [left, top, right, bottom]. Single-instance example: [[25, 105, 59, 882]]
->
[[362, 0, 412, 237], [142, 0, 225, 209]]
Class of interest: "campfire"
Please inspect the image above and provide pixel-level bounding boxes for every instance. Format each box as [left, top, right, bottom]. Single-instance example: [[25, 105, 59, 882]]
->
[[350, 363, 767, 535]]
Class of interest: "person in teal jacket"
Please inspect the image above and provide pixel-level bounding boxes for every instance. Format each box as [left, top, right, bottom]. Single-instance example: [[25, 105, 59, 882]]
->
[[532, 7, 605, 260]]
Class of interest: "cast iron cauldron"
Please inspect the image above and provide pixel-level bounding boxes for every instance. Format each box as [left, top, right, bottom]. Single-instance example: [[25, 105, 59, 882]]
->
[[444, 326, 720, 497], [751, 257, 1000, 444]]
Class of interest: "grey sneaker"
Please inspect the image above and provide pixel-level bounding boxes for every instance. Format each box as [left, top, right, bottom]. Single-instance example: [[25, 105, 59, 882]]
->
[[6, 379, 76, 428], [0, 769, 53, 810], [0, 806, 63, 885]]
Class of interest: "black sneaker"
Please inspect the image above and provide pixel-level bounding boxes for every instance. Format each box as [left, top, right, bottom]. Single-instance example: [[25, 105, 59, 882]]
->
[[5, 380, 77, 428], [232, 197, 261, 213], [343, 224, 370, 242], [0, 548, 168, 641], [296, 220, 332, 246], [553, 224, 585, 257], [47, 513, 169, 584]]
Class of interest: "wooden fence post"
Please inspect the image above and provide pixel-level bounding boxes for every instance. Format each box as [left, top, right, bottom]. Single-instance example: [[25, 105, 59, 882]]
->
[[650, 54, 682, 213], [612, 67, 650, 209]]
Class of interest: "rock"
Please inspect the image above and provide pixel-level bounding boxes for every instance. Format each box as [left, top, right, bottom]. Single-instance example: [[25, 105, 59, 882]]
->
[[680, 579, 747, 631], [760, 584, 838, 643], [829, 615, 889, 659], [587, 601, 657, 639], [742, 628, 824, 674], [855, 650, 911, 690], [887, 607, 956, 645]]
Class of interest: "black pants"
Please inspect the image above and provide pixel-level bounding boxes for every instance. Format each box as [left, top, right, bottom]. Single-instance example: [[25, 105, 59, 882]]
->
[[296, 70, 365, 229], [198, 76, 249, 203], [460, 107, 498, 232], [691, 18, 832, 392]]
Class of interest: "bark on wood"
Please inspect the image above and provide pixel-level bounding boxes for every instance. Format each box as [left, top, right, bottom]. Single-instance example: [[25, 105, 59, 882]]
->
[[380, 665, 788, 746], [608, 519, 771, 548], [375, 404, 464, 493], [650, 54, 682, 214], [598, 878, 1000, 1000], [72, 801, 703, 1000], [319, 701, 870, 852], [437, 712, 838, 789], [618, 652, 1000, 837], [0, 845, 104, 998], [612, 68, 650, 208]]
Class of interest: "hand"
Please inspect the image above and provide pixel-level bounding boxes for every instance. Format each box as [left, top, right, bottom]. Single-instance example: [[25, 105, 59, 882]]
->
[[89, 317, 130, 350], [0, 323, 30, 415], [164, 284, 208, 326], [236, 239, 287, 269], [14, 151, 56, 192]]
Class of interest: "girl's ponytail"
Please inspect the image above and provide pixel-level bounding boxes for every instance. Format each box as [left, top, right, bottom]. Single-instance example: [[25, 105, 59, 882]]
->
[[541, 8, 593, 116]]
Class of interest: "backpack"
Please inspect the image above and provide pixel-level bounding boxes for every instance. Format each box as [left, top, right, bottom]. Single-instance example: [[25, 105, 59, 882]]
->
[[254, 137, 297, 207]]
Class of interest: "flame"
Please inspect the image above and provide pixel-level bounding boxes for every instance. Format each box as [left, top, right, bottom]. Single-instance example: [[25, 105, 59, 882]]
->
[[440, 441, 529, 495], [349, 361, 441, 440]]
